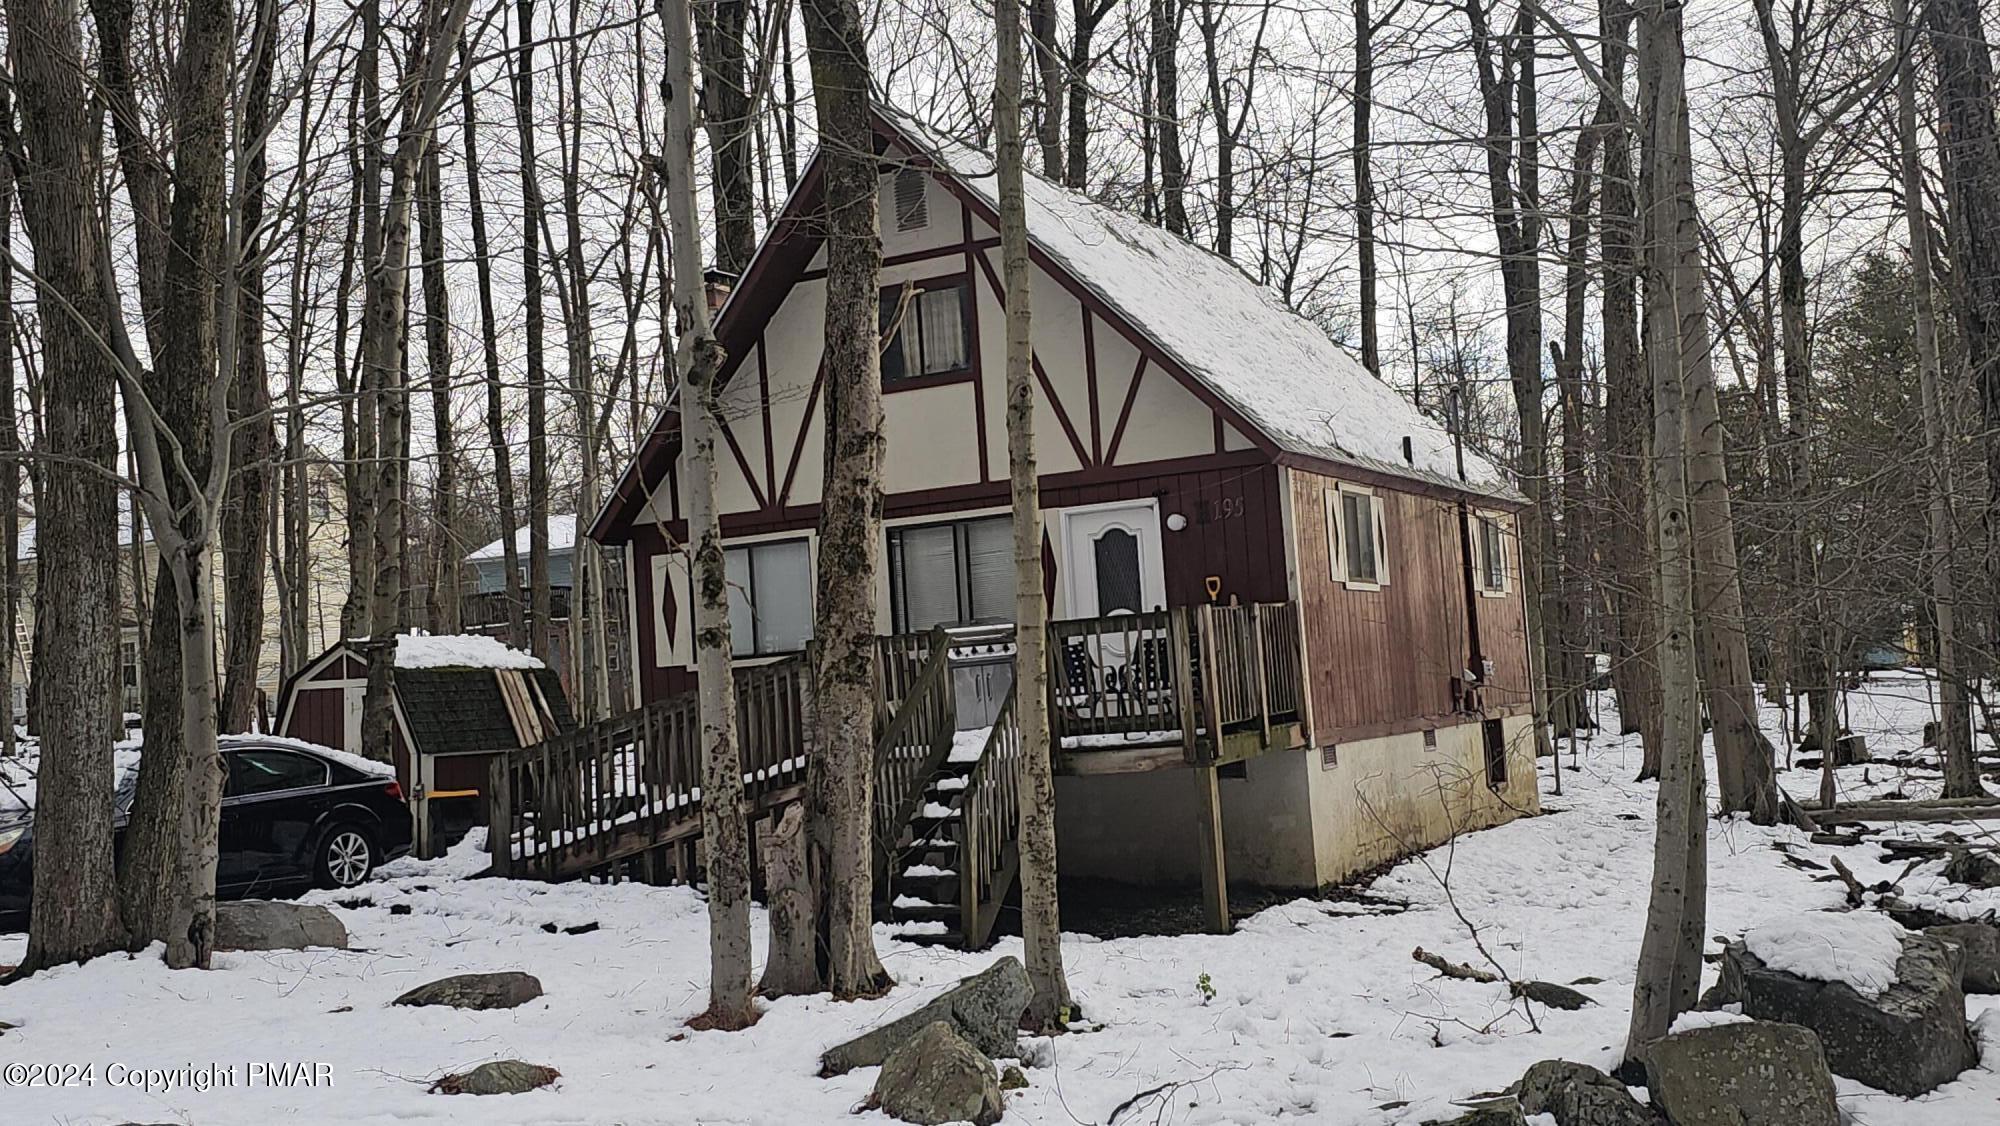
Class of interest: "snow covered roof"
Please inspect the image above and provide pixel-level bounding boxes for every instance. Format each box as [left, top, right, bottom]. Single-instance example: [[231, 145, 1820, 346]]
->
[[882, 107, 1516, 500], [466, 515, 578, 563], [393, 633, 545, 671]]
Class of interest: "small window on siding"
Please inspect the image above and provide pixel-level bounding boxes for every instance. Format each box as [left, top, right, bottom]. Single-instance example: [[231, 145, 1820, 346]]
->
[[894, 166, 928, 231], [1324, 484, 1388, 590]]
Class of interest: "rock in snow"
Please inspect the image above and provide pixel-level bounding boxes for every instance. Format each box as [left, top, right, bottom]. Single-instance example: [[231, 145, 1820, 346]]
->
[[819, 957, 1030, 1076], [392, 971, 544, 1011], [1511, 981, 1596, 1011], [1513, 1059, 1655, 1126], [870, 1021, 1003, 1126], [1643, 1021, 1839, 1126], [1716, 929, 1976, 1096], [429, 1059, 560, 1095], [1927, 921, 2000, 994], [213, 901, 349, 952]]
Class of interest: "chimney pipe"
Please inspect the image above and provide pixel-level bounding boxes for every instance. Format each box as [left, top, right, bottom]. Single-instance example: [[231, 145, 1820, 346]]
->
[[703, 267, 738, 315]]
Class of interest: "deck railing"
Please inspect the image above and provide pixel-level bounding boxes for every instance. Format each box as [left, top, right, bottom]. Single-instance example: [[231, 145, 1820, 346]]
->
[[488, 658, 808, 880], [1047, 602, 1305, 760], [956, 684, 1025, 948], [872, 627, 956, 869]]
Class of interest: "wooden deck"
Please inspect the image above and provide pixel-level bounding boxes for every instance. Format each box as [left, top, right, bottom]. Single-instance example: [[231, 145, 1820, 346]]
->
[[486, 601, 1311, 944]]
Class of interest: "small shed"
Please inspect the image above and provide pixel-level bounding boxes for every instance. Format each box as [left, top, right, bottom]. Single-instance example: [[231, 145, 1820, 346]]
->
[[275, 634, 575, 852]]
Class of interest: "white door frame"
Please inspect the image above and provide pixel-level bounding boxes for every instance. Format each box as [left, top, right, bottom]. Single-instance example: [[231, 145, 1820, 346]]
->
[[1059, 497, 1167, 619]]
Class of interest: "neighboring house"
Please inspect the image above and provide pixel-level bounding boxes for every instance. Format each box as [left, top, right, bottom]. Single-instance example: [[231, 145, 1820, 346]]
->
[[584, 106, 1539, 900], [461, 515, 631, 711], [275, 633, 575, 856], [12, 461, 350, 723]]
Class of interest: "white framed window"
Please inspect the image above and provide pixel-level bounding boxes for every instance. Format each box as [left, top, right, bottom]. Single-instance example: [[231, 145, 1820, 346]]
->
[[1325, 484, 1388, 591], [724, 539, 814, 657], [1474, 512, 1510, 596]]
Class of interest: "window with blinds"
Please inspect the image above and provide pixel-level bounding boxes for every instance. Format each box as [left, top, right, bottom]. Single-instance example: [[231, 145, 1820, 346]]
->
[[889, 517, 1013, 632], [724, 539, 813, 656], [879, 280, 971, 382], [1476, 514, 1509, 594]]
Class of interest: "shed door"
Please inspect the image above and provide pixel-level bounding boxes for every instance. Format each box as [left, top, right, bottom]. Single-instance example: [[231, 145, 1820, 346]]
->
[[342, 686, 364, 754], [1061, 501, 1166, 619]]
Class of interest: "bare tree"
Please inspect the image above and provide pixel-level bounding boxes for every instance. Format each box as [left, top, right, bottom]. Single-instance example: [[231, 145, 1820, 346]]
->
[[660, 0, 757, 1029], [418, 133, 460, 636], [1462, 0, 1554, 756], [222, 0, 281, 733], [696, 0, 757, 274], [1930, 0, 2000, 758], [459, 38, 526, 644], [1151, 0, 1188, 236], [0, 0, 129, 973], [799, 0, 891, 998], [1062, 0, 1117, 188], [512, 0, 554, 660], [996, 0, 1073, 1032]]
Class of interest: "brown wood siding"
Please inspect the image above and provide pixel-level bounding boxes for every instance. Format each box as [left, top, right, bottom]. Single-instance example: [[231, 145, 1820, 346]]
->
[[282, 685, 345, 748], [1290, 468, 1533, 741], [630, 462, 1289, 706]]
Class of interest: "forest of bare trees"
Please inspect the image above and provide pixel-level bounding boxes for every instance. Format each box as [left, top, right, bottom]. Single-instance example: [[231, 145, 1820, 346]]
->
[[0, 0, 1996, 1090]]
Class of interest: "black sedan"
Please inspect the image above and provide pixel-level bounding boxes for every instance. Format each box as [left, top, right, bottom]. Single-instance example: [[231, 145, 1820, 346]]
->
[[0, 737, 412, 926]]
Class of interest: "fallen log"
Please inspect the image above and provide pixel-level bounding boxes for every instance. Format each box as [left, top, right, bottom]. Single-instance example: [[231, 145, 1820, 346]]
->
[[1412, 947, 1500, 984], [1812, 802, 2000, 826]]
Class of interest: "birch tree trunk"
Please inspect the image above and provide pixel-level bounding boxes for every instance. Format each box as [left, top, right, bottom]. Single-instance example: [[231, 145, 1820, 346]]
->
[[800, 0, 892, 998], [996, 0, 1073, 1032], [1908, 0, 1983, 798], [2, 0, 129, 974], [659, 0, 757, 1029], [1627, 0, 1708, 1055]]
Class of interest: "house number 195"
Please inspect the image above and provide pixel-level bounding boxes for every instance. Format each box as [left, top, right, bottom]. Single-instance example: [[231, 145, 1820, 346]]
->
[[1208, 496, 1244, 521]]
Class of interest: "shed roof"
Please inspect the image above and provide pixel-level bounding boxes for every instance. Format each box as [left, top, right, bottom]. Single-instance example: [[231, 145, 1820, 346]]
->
[[395, 665, 576, 758]]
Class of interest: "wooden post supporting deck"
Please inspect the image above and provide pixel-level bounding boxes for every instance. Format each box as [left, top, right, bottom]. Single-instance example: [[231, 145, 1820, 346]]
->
[[1192, 762, 1231, 933]]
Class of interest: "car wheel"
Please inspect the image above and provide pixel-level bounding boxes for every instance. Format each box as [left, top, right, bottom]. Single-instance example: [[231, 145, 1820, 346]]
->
[[316, 825, 376, 889]]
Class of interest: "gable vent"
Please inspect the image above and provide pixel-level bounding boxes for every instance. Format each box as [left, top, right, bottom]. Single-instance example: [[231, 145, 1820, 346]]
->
[[893, 166, 929, 232]]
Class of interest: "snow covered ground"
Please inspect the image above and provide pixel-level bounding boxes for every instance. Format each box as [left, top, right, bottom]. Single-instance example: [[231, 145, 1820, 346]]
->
[[1, 672, 1996, 1125]]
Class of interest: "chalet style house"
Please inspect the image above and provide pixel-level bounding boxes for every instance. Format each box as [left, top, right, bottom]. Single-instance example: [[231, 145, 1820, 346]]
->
[[529, 107, 1537, 943]]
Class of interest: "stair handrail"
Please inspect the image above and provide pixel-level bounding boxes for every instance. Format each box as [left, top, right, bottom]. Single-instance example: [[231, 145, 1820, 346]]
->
[[872, 626, 958, 868], [956, 683, 1025, 948]]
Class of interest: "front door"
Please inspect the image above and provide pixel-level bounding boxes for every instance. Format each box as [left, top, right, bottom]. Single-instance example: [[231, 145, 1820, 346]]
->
[[1061, 501, 1167, 619]]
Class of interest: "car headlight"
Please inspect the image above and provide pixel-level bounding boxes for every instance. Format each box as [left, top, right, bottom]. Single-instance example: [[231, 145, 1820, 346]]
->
[[0, 826, 25, 856]]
